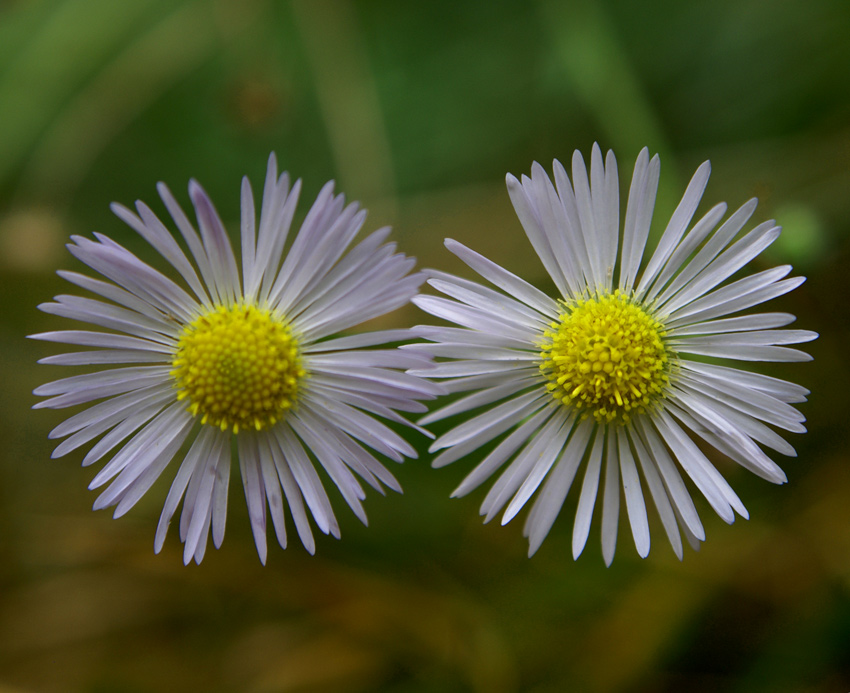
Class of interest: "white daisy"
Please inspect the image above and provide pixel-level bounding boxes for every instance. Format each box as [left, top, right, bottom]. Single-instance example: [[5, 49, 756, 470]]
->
[[32, 154, 439, 564], [408, 144, 816, 564]]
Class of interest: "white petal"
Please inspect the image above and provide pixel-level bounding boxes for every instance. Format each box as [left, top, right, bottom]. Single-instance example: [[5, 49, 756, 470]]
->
[[666, 267, 797, 326], [633, 417, 705, 541], [642, 202, 726, 303], [637, 161, 711, 297], [619, 150, 660, 292], [427, 274, 550, 329], [627, 427, 683, 560], [653, 410, 747, 523], [189, 180, 242, 304], [412, 295, 539, 344], [113, 200, 210, 307], [680, 359, 809, 403], [38, 349, 169, 366], [667, 395, 787, 483], [480, 410, 573, 522], [157, 181, 220, 305], [92, 406, 192, 509], [658, 222, 782, 315], [430, 391, 548, 451], [668, 312, 797, 337], [444, 239, 560, 317], [418, 376, 538, 426], [265, 433, 316, 554], [304, 328, 415, 353], [271, 424, 339, 538], [452, 408, 554, 497], [571, 426, 605, 559], [287, 415, 368, 526], [502, 413, 582, 524], [29, 329, 171, 354], [238, 434, 269, 565], [506, 172, 571, 298], [50, 387, 173, 458], [155, 425, 215, 553], [601, 427, 620, 566], [111, 416, 194, 518], [652, 198, 758, 307], [431, 396, 550, 469], [39, 295, 177, 343], [617, 426, 650, 558], [257, 434, 288, 550], [523, 417, 595, 556], [677, 368, 805, 432]]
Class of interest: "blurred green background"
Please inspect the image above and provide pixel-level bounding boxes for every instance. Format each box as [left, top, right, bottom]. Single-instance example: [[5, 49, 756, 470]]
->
[[1, 0, 848, 691]]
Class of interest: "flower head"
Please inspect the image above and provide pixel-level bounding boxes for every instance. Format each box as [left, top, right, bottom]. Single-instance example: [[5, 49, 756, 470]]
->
[[409, 144, 816, 564], [32, 154, 438, 564]]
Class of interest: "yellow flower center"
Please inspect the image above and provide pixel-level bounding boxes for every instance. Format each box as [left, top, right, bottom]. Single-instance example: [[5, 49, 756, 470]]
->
[[171, 303, 303, 433], [540, 291, 671, 425]]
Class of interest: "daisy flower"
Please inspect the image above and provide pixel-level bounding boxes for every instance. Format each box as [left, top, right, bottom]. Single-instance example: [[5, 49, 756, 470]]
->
[[31, 154, 438, 564], [409, 144, 815, 564]]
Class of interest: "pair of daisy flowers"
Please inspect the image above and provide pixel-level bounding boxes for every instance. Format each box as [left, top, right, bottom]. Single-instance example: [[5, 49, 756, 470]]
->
[[32, 146, 815, 565]]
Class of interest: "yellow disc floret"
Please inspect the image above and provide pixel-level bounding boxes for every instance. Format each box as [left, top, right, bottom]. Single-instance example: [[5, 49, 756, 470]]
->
[[171, 303, 303, 433], [540, 291, 671, 425]]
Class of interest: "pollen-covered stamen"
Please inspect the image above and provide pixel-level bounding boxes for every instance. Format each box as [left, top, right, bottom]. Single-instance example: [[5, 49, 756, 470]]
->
[[171, 303, 303, 433], [540, 291, 671, 425]]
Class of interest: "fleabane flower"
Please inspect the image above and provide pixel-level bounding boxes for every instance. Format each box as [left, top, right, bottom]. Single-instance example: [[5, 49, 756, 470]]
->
[[31, 154, 438, 564], [409, 144, 815, 564]]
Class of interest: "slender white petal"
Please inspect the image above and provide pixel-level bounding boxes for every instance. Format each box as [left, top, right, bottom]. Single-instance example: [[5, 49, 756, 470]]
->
[[637, 161, 711, 297], [452, 408, 554, 497], [627, 427, 684, 560], [265, 432, 316, 554], [29, 329, 172, 354], [189, 181, 241, 304], [304, 328, 415, 353], [271, 424, 340, 539], [653, 198, 759, 308], [47, 383, 171, 440], [502, 413, 581, 524], [643, 202, 726, 304], [39, 295, 178, 343], [113, 200, 211, 307], [481, 410, 574, 522], [444, 239, 560, 317], [571, 426, 605, 559], [601, 428, 621, 566], [618, 426, 650, 558], [654, 411, 748, 523], [287, 415, 368, 526], [155, 425, 215, 553], [619, 150, 660, 292], [238, 435, 269, 565], [506, 173, 572, 298], [634, 417, 705, 541], [666, 265, 793, 325], [430, 391, 548, 451], [680, 359, 809, 403], [39, 349, 168, 367], [550, 160, 595, 295], [157, 181, 220, 306], [668, 312, 797, 337], [427, 274, 550, 329], [523, 418, 595, 556], [418, 376, 539, 426], [431, 396, 550, 469], [111, 416, 194, 519], [658, 223, 782, 315]]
